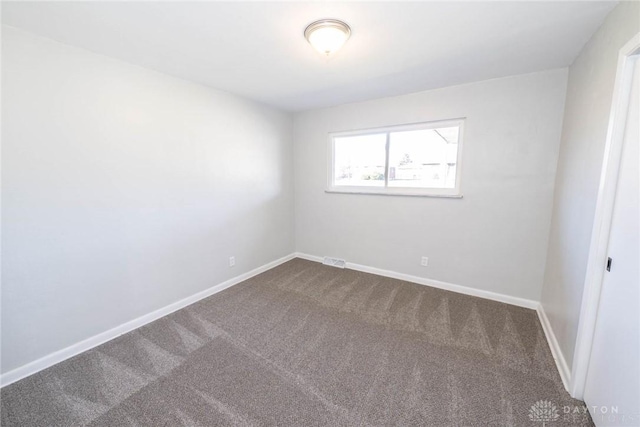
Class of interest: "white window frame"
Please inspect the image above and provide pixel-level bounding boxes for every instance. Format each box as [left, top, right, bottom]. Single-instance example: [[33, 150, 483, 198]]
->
[[326, 119, 465, 198]]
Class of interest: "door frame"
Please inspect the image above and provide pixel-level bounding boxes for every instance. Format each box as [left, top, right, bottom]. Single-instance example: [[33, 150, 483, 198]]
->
[[571, 32, 640, 399]]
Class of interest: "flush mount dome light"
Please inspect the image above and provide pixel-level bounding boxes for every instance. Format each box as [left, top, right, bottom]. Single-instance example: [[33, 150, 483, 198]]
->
[[304, 19, 351, 56]]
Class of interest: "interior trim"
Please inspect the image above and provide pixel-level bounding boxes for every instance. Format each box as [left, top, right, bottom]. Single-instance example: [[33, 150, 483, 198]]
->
[[296, 251, 571, 392], [295, 252, 538, 309], [0, 253, 297, 388], [537, 304, 571, 392]]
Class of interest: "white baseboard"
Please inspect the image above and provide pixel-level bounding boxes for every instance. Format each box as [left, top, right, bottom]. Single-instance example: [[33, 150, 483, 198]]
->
[[3, 252, 570, 395], [536, 304, 571, 392], [296, 252, 572, 392], [294, 252, 324, 263], [0, 253, 296, 388], [294, 252, 538, 309]]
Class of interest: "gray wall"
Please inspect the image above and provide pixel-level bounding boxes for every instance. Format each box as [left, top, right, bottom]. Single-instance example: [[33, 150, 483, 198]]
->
[[6, 4, 631, 377], [1, 27, 294, 373], [293, 70, 568, 301], [540, 1, 640, 369]]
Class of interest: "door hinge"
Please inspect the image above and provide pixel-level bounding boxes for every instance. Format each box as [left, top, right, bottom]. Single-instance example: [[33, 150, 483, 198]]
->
[[606, 257, 612, 272]]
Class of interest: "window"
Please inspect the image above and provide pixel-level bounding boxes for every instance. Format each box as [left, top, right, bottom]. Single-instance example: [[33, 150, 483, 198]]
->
[[328, 119, 464, 197]]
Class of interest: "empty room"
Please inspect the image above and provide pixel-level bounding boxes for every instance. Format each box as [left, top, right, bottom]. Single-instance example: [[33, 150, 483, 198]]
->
[[1, 1, 638, 426]]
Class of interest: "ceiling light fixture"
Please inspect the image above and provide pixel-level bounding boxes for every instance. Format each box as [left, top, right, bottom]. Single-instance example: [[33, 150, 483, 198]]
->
[[304, 19, 351, 56]]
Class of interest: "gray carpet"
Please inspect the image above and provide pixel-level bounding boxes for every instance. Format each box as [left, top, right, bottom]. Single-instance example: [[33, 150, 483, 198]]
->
[[1, 258, 592, 426]]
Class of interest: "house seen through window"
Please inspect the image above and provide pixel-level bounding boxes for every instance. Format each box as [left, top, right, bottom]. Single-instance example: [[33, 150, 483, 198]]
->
[[329, 119, 464, 196]]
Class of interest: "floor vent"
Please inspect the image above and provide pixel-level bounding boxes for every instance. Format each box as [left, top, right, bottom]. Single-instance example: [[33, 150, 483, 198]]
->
[[322, 257, 346, 269]]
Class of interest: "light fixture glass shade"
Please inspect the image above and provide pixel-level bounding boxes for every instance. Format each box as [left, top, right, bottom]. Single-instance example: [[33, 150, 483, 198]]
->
[[304, 19, 351, 56]]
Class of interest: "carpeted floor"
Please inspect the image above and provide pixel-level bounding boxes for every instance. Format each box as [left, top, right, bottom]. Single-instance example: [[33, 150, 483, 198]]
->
[[1, 258, 592, 426]]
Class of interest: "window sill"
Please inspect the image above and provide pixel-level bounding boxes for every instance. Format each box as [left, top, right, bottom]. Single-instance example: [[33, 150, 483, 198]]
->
[[325, 189, 463, 198]]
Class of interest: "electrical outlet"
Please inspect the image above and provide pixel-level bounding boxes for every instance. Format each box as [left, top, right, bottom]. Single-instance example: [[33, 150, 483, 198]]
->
[[229, 256, 235, 267], [421, 256, 429, 267]]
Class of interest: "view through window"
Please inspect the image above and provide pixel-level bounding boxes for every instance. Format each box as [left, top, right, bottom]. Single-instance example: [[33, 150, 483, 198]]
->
[[330, 120, 463, 196]]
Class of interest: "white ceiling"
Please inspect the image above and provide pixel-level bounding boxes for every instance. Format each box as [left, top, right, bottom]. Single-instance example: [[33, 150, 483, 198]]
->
[[2, 1, 616, 112]]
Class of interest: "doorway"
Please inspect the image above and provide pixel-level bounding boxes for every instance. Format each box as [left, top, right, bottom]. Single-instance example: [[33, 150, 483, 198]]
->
[[572, 33, 640, 426]]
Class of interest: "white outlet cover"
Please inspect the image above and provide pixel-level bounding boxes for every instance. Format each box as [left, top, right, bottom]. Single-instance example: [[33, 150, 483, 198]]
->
[[421, 257, 429, 266]]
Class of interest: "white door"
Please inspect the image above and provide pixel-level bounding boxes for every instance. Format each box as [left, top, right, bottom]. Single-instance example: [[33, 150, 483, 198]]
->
[[583, 57, 640, 426]]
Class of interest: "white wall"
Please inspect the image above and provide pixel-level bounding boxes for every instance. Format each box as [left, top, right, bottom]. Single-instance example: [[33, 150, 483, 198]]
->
[[540, 1, 640, 369], [293, 69, 568, 301], [1, 27, 294, 374]]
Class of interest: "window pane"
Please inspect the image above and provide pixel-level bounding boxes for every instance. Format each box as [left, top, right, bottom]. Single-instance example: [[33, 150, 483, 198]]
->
[[387, 126, 459, 189], [334, 134, 387, 187]]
